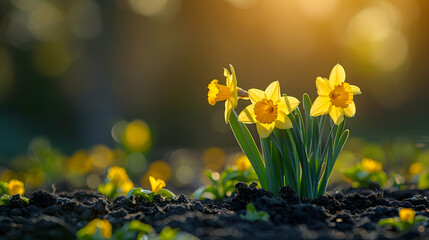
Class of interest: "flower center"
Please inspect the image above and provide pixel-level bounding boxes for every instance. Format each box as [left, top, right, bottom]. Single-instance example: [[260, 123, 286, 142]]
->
[[208, 80, 232, 105], [329, 82, 353, 108], [254, 98, 278, 124]]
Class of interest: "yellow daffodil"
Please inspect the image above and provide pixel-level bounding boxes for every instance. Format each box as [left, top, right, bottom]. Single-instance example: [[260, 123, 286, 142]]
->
[[236, 155, 252, 171], [310, 64, 361, 125], [238, 81, 300, 138], [362, 158, 382, 173], [120, 179, 134, 194], [8, 179, 25, 196], [208, 65, 248, 123], [399, 208, 415, 223], [84, 219, 112, 238], [107, 166, 129, 184], [149, 176, 165, 194]]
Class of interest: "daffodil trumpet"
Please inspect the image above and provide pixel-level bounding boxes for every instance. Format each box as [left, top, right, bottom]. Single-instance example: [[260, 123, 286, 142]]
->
[[209, 64, 359, 198], [208, 65, 249, 123]]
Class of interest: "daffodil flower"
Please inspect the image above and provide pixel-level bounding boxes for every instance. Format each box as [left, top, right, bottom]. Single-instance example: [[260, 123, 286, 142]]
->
[[310, 64, 361, 125], [238, 81, 300, 138], [7, 179, 25, 196], [208, 65, 248, 123], [399, 208, 415, 223], [362, 158, 382, 173], [149, 176, 165, 194]]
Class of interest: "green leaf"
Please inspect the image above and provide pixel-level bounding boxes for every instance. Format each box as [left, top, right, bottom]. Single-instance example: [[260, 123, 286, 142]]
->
[[158, 188, 175, 198], [229, 110, 268, 190], [288, 114, 313, 198], [302, 93, 312, 153], [240, 203, 269, 222], [127, 187, 143, 198], [0, 195, 10, 206], [261, 137, 280, 196]]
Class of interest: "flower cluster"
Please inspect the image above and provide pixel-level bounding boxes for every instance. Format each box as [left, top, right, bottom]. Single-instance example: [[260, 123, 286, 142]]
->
[[207, 64, 361, 198]]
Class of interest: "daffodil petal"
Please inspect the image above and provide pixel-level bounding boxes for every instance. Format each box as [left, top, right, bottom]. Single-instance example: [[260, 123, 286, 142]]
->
[[329, 106, 344, 125], [275, 110, 293, 129], [256, 122, 275, 138], [265, 81, 280, 103], [238, 104, 256, 123], [229, 64, 237, 87], [329, 64, 346, 88], [224, 100, 233, 123], [224, 68, 232, 87], [149, 176, 156, 192], [277, 96, 300, 114], [316, 77, 331, 96], [248, 88, 265, 104], [343, 101, 356, 117], [310, 96, 331, 116], [350, 85, 361, 95]]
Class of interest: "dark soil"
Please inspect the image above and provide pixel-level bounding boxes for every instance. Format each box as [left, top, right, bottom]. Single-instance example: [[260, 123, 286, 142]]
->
[[1, 182, 428, 240]]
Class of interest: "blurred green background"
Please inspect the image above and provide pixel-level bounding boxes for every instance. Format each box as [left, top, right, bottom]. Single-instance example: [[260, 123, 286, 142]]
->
[[0, 0, 429, 190]]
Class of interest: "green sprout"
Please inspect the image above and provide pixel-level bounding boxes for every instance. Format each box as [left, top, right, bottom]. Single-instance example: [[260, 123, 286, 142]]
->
[[343, 158, 388, 188], [193, 159, 259, 200], [240, 203, 270, 222], [208, 64, 358, 198], [378, 208, 427, 232], [127, 176, 175, 202]]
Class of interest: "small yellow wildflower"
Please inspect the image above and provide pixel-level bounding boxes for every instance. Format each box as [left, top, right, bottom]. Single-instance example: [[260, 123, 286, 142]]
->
[[310, 64, 361, 125], [362, 158, 382, 173], [120, 179, 134, 194], [409, 162, 424, 176], [149, 176, 165, 194], [123, 120, 151, 152], [208, 65, 248, 123], [236, 155, 252, 171], [399, 208, 415, 223], [238, 81, 300, 138], [107, 166, 129, 184], [8, 179, 25, 196], [84, 219, 112, 238]]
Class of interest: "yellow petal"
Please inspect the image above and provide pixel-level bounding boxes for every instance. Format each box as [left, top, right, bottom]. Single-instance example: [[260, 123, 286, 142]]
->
[[275, 110, 293, 129], [329, 107, 344, 125], [238, 105, 256, 123], [343, 101, 356, 117], [149, 176, 156, 191], [265, 81, 280, 103], [256, 122, 275, 138], [224, 100, 233, 124], [277, 96, 300, 114], [350, 85, 361, 95], [310, 96, 331, 116], [248, 88, 265, 104], [224, 68, 231, 87], [316, 77, 331, 96], [329, 64, 346, 88], [229, 64, 238, 87]]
